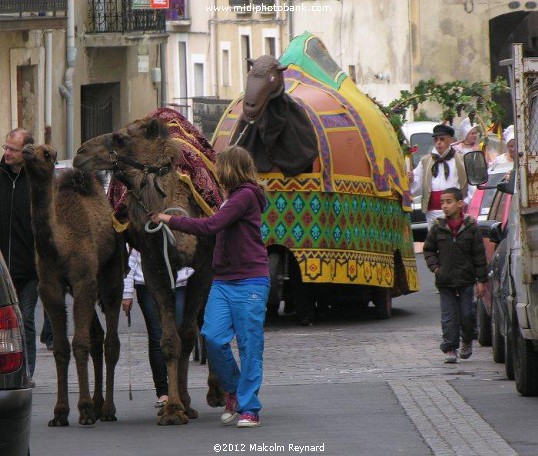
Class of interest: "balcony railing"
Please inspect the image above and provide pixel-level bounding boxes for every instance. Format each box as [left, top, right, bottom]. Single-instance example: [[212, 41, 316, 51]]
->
[[0, 0, 67, 16], [87, 0, 166, 34]]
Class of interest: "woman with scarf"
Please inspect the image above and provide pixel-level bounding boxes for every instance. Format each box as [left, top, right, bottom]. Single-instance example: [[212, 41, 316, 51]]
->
[[407, 124, 474, 228], [452, 117, 481, 156]]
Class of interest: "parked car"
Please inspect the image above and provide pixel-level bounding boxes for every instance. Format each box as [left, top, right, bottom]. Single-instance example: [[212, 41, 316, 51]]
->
[[400, 121, 438, 241], [0, 250, 32, 456], [469, 163, 513, 362]]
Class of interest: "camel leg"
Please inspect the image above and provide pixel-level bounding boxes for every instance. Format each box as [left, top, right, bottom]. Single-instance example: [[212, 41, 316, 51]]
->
[[99, 287, 121, 422], [177, 323, 198, 419], [89, 311, 104, 420], [71, 280, 98, 425], [40, 281, 71, 427]]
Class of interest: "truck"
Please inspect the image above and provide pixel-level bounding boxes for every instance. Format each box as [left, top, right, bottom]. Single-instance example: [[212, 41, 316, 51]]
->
[[466, 43, 538, 395]]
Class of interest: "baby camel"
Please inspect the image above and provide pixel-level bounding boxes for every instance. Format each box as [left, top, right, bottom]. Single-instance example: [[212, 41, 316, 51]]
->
[[22, 144, 124, 426]]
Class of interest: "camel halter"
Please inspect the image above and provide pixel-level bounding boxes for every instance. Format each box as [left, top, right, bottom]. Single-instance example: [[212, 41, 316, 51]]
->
[[108, 149, 173, 202], [144, 207, 189, 289]]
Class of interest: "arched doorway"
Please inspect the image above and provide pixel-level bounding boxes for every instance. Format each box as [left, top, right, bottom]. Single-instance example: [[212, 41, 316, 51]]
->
[[490, 11, 538, 124]]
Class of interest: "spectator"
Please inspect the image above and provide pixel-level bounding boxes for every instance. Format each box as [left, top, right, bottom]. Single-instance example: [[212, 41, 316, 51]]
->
[[452, 117, 480, 155], [121, 248, 193, 408], [0, 128, 38, 381], [491, 125, 516, 166], [408, 124, 474, 228]]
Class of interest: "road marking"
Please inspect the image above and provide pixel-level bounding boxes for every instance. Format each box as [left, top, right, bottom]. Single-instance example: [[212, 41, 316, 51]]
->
[[390, 379, 518, 456]]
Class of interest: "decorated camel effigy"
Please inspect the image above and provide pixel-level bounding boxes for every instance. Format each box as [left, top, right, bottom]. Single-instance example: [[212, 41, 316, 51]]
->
[[213, 32, 418, 318]]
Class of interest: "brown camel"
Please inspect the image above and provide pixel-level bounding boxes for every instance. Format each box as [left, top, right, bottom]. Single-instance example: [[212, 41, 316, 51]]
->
[[74, 116, 224, 425], [22, 144, 125, 426]]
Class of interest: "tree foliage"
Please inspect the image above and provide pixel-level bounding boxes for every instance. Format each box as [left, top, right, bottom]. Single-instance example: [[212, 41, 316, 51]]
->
[[368, 77, 510, 154]]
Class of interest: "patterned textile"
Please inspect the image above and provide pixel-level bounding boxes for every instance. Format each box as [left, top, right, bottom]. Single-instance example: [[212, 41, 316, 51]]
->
[[109, 108, 222, 222]]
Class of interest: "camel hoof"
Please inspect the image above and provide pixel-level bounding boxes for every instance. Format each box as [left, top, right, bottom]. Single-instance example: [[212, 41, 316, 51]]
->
[[48, 417, 69, 427], [79, 415, 97, 425], [206, 387, 225, 408], [100, 402, 117, 422], [92, 395, 104, 419], [157, 412, 189, 425], [184, 406, 198, 419]]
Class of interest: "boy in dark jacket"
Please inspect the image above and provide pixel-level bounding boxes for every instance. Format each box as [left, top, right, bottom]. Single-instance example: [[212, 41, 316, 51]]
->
[[423, 187, 487, 363]]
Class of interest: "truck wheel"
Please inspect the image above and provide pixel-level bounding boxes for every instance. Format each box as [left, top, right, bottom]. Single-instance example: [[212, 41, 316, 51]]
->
[[477, 299, 492, 346], [268, 252, 284, 317], [513, 322, 538, 396], [492, 310, 505, 363], [373, 288, 392, 320]]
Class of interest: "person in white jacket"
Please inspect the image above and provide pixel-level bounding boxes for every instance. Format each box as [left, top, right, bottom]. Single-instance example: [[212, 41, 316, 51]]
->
[[121, 248, 194, 408]]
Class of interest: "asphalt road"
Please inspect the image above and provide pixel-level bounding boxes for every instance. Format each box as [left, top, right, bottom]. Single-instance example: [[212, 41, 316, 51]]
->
[[29, 253, 538, 456]]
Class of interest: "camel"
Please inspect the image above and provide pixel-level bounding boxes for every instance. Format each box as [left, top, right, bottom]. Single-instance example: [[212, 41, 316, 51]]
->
[[74, 111, 224, 425], [22, 143, 125, 426]]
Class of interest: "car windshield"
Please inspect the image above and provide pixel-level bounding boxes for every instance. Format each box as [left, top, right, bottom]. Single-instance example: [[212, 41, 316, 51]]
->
[[410, 132, 433, 167]]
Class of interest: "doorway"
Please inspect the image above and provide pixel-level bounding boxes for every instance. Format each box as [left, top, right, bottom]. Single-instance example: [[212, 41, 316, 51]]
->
[[489, 11, 538, 124]]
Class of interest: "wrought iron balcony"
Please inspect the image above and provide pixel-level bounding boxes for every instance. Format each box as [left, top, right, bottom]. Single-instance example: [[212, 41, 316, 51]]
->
[[0, 0, 67, 16], [87, 0, 166, 34], [0, 0, 67, 31]]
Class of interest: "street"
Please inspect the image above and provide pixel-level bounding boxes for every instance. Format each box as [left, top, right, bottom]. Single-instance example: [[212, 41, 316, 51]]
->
[[29, 253, 538, 456]]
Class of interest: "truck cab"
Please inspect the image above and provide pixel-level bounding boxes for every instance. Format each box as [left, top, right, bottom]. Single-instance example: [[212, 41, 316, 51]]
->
[[466, 43, 538, 396]]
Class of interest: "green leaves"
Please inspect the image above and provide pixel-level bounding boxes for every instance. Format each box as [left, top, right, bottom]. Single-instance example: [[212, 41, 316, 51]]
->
[[368, 77, 509, 155]]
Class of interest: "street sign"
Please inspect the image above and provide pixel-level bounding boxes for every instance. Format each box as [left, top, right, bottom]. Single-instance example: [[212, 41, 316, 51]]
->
[[132, 0, 169, 9], [132, 0, 150, 9], [150, 0, 170, 8]]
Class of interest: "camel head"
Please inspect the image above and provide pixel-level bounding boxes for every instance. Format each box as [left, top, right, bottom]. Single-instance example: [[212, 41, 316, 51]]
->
[[242, 55, 288, 123], [75, 117, 175, 174], [22, 144, 58, 180]]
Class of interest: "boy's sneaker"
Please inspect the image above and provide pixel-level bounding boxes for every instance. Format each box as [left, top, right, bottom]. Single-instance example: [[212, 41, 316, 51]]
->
[[444, 350, 458, 364], [221, 392, 238, 425], [460, 341, 473, 359], [237, 412, 260, 428]]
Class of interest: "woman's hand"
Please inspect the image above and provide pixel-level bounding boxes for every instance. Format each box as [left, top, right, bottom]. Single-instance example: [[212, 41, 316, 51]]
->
[[476, 282, 485, 299], [149, 212, 172, 224], [121, 299, 133, 316]]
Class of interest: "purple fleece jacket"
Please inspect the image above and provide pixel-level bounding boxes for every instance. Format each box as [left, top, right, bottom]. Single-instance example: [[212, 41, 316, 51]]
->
[[168, 182, 269, 280]]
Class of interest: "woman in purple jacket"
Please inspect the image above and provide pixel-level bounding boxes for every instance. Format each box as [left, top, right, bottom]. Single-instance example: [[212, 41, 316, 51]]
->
[[150, 145, 269, 428]]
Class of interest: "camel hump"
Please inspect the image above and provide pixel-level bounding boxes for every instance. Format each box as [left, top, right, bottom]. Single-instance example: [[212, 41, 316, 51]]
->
[[57, 168, 101, 197]]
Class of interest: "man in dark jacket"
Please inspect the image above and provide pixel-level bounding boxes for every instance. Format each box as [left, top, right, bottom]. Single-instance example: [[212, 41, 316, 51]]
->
[[423, 187, 487, 364], [0, 128, 38, 379]]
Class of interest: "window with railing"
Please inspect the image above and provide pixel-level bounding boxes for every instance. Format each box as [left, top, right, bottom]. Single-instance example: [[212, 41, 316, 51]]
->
[[0, 0, 67, 16], [87, 0, 166, 34]]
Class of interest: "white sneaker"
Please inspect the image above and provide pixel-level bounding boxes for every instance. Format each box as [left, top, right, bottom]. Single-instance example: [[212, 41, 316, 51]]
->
[[444, 351, 457, 364], [221, 393, 238, 425], [460, 341, 473, 359]]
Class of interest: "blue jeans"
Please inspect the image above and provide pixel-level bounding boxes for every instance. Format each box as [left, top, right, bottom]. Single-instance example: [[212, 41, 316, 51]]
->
[[13, 279, 39, 377], [201, 280, 269, 415], [136, 285, 185, 398], [439, 285, 477, 352]]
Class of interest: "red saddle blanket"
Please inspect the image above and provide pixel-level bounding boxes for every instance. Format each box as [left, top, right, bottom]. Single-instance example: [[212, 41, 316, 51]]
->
[[109, 107, 222, 221]]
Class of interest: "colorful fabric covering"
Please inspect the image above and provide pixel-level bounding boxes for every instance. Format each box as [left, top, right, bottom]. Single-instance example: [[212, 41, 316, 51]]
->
[[109, 108, 222, 222], [279, 32, 411, 211]]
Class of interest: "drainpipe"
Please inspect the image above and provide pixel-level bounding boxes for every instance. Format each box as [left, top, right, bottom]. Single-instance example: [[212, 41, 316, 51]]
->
[[288, 0, 294, 42], [210, 0, 218, 97], [59, 0, 76, 158], [160, 43, 168, 107], [44, 30, 52, 145]]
